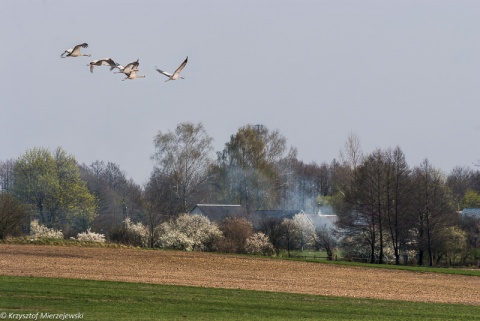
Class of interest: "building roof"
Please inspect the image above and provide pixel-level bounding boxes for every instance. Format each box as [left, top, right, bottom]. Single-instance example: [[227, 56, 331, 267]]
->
[[252, 209, 303, 220], [303, 213, 337, 229], [461, 208, 480, 217], [190, 204, 247, 222], [249, 209, 303, 229]]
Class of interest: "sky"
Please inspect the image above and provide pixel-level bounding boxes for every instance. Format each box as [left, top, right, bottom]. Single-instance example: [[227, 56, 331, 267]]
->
[[2, 1, 480, 185]]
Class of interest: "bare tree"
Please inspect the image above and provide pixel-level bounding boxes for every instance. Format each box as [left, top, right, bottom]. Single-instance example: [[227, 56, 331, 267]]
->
[[411, 159, 456, 266], [384, 146, 414, 265], [0, 159, 15, 192], [217, 216, 254, 253], [258, 216, 284, 256], [0, 192, 27, 239], [314, 224, 337, 260], [340, 132, 363, 182], [447, 166, 476, 211], [281, 218, 300, 257], [335, 147, 412, 264], [152, 122, 214, 214], [80, 161, 144, 235]]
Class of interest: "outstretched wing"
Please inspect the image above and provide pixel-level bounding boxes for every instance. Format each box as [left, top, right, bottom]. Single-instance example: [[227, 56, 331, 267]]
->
[[155, 66, 172, 78], [74, 43, 89, 50], [103, 58, 117, 70], [124, 59, 140, 74], [173, 56, 188, 76], [71, 43, 88, 55]]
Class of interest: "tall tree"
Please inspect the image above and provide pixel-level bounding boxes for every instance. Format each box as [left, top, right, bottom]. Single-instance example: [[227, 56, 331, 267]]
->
[[411, 159, 456, 266], [0, 192, 27, 239], [152, 122, 214, 214], [0, 159, 15, 192], [281, 160, 328, 213], [447, 166, 476, 211], [384, 147, 413, 265], [12, 147, 96, 234], [143, 168, 177, 247], [354, 149, 389, 263], [80, 161, 144, 235], [214, 124, 291, 212], [339, 132, 363, 183], [334, 146, 413, 265]]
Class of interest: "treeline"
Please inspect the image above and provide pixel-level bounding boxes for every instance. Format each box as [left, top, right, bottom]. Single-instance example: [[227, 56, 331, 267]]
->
[[0, 123, 479, 267]]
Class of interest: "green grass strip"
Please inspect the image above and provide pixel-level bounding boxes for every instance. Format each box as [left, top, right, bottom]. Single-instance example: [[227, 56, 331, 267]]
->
[[287, 258, 480, 277], [0, 275, 479, 320]]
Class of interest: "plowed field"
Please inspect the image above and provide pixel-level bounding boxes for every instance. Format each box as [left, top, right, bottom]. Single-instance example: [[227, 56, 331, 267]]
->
[[0, 244, 478, 305]]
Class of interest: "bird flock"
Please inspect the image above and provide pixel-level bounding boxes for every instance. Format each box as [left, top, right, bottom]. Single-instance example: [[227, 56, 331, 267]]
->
[[61, 43, 188, 82]]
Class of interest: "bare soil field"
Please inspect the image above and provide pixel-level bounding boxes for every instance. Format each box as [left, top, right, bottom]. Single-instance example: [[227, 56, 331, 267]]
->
[[0, 244, 478, 305]]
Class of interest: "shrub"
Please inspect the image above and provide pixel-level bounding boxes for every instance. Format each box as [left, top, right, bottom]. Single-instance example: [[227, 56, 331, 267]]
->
[[76, 229, 106, 243], [245, 232, 274, 256], [216, 217, 254, 253], [110, 218, 149, 247], [30, 220, 64, 239], [156, 214, 223, 251]]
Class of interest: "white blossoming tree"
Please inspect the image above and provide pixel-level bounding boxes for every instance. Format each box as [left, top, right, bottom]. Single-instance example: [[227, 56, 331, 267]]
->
[[292, 213, 316, 251], [124, 218, 150, 247], [30, 220, 64, 239], [245, 232, 274, 256], [156, 214, 222, 251], [76, 229, 106, 243]]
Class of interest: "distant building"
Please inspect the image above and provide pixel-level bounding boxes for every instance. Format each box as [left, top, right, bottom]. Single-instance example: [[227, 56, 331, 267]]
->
[[460, 208, 480, 218], [250, 209, 303, 229], [190, 204, 247, 222], [303, 205, 337, 230], [303, 213, 337, 230], [250, 208, 338, 230], [252, 209, 303, 220]]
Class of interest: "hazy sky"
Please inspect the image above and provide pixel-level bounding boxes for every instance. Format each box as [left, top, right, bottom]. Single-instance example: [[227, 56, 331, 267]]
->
[[2, 1, 479, 184]]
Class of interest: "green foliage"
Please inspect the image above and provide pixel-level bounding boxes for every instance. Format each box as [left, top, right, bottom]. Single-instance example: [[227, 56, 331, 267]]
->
[[12, 147, 97, 233], [1, 276, 479, 321], [215, 124, 289, 212], [284, 256, 480, 277], [461, 189, 480, 208]]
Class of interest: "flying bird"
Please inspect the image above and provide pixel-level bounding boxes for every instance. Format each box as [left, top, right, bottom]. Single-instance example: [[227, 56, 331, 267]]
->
[[88, 58, 118, 73], [122, 70, 146, 81], [61, 43, 91, 58], [155, 56, 188, 82], [114, 59, 140, 75]]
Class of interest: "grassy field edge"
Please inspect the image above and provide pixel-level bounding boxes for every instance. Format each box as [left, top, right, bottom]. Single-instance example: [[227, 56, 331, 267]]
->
[[0, 275, 479, 321]]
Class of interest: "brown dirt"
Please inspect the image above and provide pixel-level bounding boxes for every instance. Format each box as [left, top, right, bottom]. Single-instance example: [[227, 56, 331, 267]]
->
[[0, 244, 478, 305]]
